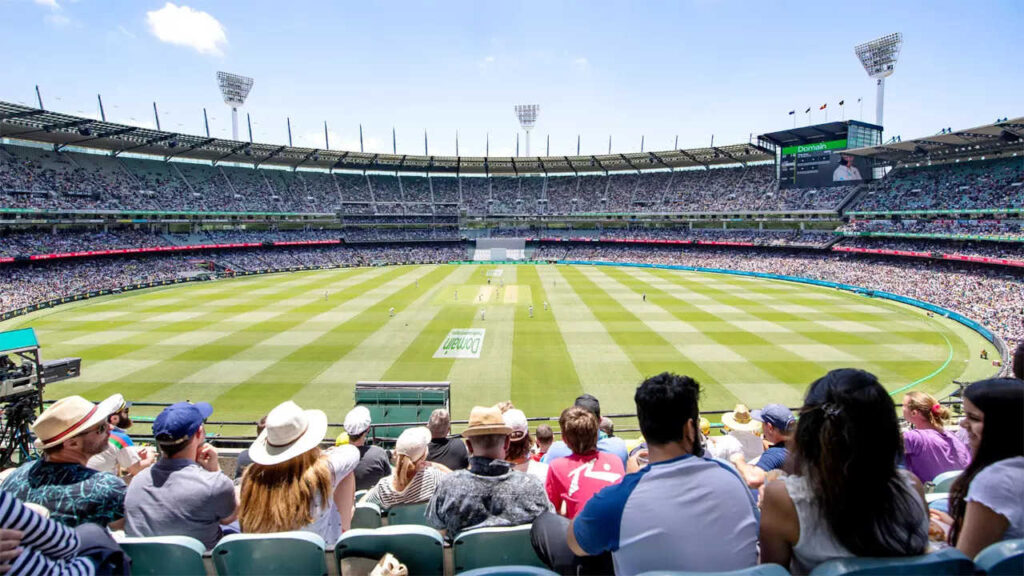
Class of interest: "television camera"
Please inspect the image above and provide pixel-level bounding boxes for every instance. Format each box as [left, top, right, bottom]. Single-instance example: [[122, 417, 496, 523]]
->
[[0, 328, 81, 468]]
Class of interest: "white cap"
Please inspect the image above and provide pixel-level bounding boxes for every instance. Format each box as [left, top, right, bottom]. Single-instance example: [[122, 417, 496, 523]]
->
[[343, 405, 372, 436], [503, 409, 529, 441], [395, 427, 431, 461]]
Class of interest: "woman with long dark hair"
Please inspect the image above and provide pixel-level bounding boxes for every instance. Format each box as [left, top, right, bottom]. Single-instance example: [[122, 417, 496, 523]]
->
[[760, 369, 928, 574], [943, 378, 1024, 557]]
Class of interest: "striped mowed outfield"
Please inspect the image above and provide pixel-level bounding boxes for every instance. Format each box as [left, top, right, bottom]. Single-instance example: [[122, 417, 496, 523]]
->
[[6, 263, 995, 434]]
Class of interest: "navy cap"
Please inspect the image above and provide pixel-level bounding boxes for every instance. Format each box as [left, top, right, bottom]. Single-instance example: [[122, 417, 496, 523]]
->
[[751, 404, 795, 431], [152, 401, 213, 443]]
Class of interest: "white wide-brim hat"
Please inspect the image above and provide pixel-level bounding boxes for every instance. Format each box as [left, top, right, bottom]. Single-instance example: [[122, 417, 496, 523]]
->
[[248, 401, 328, 466]]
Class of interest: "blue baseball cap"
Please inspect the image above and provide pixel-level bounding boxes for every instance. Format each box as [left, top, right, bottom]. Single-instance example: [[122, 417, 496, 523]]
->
[[751, 404, 795, 431], [153, 401, 213, 444]]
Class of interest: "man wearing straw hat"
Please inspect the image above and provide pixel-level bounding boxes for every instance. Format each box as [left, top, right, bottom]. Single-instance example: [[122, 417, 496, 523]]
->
[[1, 395, 126, 528], [720, 404, 765, 462], [427, 405, 551, 538]]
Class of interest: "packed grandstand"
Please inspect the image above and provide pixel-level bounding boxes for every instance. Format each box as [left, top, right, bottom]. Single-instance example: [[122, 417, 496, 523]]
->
[[1, 98, 1024, 576], [2, 110, 1023, 352]]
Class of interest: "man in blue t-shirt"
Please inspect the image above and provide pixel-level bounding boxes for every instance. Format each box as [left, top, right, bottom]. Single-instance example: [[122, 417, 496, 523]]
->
[[729, 403, 794, 489], [531, 373, 759, 575], [541, 394, 627, 467]]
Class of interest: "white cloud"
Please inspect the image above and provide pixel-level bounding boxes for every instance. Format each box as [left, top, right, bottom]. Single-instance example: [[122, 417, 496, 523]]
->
[[573, 57, 589, 69], [33, 0, 59, 8], [116, 25, 136, 39], [44, 12, 71, 28], [146, 2, 227, 56]]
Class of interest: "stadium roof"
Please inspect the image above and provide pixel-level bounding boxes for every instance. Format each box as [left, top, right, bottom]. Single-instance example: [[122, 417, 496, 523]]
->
[[0, 101, 773, 175], [758, 120, 883, 148], [844, 117, 1024, 165]]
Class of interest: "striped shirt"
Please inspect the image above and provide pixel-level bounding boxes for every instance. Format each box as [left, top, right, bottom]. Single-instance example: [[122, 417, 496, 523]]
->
[[0, 490, 95, 576], [361, 466, 444, 510]]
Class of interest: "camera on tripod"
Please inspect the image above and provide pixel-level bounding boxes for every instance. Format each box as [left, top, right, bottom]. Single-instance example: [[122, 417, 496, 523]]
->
[[1, 328, 81, 467]]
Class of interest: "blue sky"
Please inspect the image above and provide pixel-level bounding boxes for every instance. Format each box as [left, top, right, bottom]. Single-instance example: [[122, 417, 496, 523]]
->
[[1, 0, 1022, 157]]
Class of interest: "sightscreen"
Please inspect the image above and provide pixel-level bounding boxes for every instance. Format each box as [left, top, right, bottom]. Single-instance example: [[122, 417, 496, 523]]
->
[[779, 139, 872, 189]]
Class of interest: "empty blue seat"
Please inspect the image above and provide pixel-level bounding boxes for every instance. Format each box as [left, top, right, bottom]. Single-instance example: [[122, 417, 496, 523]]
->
[[637, 565, 790, 576], [459, 566, 560, 576], [117, 535, 207, 576], [974, 539, 1024, 576], [352, 502, 383, 529], [453, 525, 546, 573], [808, 547, 974, 576], [335, 525, 444, 575], [212, 531, 327, 575]]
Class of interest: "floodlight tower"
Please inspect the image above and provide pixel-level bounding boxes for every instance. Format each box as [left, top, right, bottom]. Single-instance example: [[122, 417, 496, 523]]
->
[[854, 33, 902, 128], [216, 71, 254, 141], [515, 104, 539, 156]]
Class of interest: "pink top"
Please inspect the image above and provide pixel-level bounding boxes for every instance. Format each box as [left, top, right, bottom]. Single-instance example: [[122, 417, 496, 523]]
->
[[546, 451, 624, 519], [903, 428, 971, 483]]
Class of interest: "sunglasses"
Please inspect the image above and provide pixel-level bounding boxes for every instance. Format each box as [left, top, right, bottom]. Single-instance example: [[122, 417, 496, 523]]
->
[[93, 423, 110, 435]]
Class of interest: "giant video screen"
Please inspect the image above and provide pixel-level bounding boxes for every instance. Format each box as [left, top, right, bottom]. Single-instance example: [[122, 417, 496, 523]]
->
[[779, 139, 872, 189]]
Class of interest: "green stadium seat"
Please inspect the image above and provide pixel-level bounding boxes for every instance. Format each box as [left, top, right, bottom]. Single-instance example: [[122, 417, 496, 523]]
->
[[637, 565, 790, 576], [974, 539, 1024, 576], [453, 525, 546, 573], [458, 566, 559, 576], [352, 502, 383, 529], [807, 547, 974, 575], [335, 525, 444, 575], [212, 532, 327, 575], [117, 535, 207, 576], [928, 470, 962, 493], [385, 501, 430, 526]]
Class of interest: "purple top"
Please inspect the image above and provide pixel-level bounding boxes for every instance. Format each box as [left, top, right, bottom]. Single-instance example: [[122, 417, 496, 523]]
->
[[903, 428, 971, 483]]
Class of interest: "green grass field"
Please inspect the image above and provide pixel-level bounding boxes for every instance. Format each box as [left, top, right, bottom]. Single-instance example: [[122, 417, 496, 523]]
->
[[3, 263, 998, 436]]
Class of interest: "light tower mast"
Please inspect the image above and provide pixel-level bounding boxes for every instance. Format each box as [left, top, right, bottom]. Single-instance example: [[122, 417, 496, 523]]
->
[[216, 71, 254, 141], [854, 33, 902, 128], [515, 104, 539, 157]]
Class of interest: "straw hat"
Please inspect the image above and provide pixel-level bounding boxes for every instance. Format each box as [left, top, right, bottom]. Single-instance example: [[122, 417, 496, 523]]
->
[[248, 401, 328, 465], [463, 406, 512, 437], [32, 395, 120, 450], [721, 404, 762, 433]]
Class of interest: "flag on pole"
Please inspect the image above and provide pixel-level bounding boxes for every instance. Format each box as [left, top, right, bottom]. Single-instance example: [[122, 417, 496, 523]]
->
[[788, 110, 795, 115], [838, 100, 845, 106], [805, 107, 811, 113], [857, 97, 862, 103], [819, 103, 827, 110]]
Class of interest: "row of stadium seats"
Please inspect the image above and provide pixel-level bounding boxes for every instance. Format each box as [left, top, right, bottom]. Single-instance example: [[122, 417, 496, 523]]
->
[[117, 528, 1024, 575], [4, 143, 1021, 215]]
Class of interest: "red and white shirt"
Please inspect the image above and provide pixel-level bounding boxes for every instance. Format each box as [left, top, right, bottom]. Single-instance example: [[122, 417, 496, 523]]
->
[[546, 451, 624, 519]]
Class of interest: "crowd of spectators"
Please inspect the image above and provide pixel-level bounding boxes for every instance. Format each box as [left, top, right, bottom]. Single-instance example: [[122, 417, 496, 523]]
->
[[850, 157, 1024, 212], [5, 144, 1024, 217], [3, 370, 1020, 574], [840, 218, 1024, 240], [836, 237, 1024, 262]]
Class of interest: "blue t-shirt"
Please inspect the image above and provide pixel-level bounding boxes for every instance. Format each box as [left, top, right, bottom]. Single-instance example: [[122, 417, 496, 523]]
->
[[1, 459, 126, 527], [542, 434, 628, 467], [572, 454, 759, 575], [756, 443, 787, 472]]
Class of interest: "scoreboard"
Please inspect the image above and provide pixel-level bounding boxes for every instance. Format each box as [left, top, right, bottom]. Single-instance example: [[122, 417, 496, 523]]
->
[[779, 138, 871, 189]]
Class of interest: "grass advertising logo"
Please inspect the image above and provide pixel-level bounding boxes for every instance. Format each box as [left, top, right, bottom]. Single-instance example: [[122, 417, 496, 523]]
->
[[433, 328, 486, 359]]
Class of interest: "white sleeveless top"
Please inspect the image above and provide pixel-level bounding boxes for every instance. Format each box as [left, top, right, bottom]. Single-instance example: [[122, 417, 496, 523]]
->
[[783, 470, 928, 575]]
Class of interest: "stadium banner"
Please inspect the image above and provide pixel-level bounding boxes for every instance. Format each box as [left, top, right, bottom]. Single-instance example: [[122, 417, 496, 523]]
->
[[558, 260, 1001, 349], [433, 329, 486, 359], [837, 231, 1024, 243]]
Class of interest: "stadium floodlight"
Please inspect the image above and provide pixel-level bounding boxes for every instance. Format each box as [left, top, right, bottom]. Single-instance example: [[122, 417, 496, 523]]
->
[[854, 33, 902, 128], [515, 104, 539, 156], [216, 71, 254, 141]]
